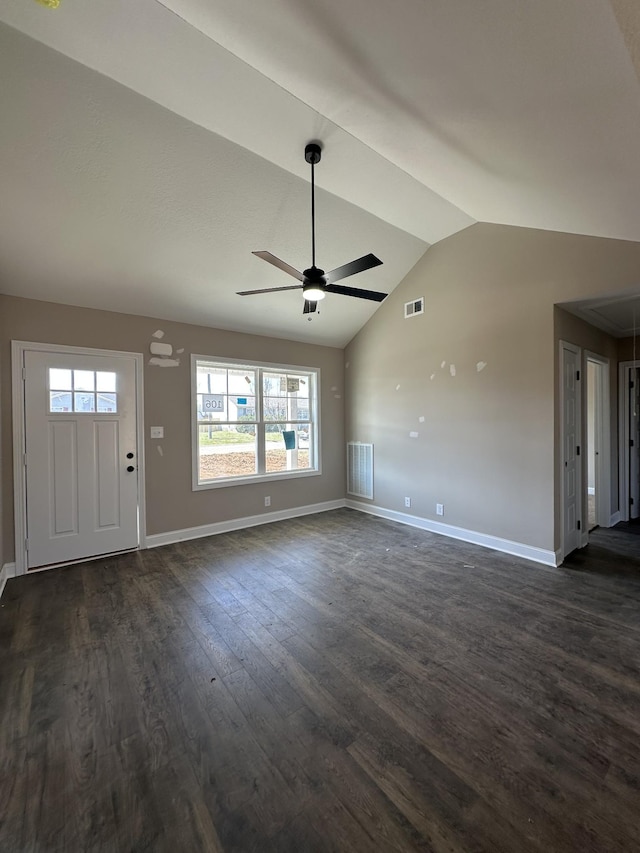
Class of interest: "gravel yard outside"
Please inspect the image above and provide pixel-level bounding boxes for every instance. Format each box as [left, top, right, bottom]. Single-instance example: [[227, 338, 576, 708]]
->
[[199, 449, 310, 479]]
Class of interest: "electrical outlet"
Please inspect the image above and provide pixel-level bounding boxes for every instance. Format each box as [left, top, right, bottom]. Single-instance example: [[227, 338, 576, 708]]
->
[[404, 497, 411, 508], [264, 496, 271, 507], [436, 503, 444, 516]]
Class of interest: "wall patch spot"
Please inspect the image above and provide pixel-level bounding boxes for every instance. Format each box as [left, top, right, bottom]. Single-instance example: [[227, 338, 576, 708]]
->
[[477, 361, 487, 372], [396, 384, 401, 391], [150, 342, 173, 357], [418, 416, 425, 423], [330, 386, 337, 392], [409, 431, 419, 438], [334, 394, 341, 399], [441, 361, 446, 369], [176, 348, 185, 354], [152, 329, 165, 339], [157, 446, 164, 456], [149, 357, 180, 367], [450, 364, 456, 377], [430, 374, 436, 381]]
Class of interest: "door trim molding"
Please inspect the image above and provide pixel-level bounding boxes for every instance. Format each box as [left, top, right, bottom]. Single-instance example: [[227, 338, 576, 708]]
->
[[559, 340, 582, 563], [11, 341, 146, 576], [618, 360, 640, 523]]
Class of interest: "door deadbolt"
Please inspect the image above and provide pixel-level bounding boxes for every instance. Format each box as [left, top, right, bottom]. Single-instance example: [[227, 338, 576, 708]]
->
[[126, 452, 134, 459], [126, 465, 135, 473]]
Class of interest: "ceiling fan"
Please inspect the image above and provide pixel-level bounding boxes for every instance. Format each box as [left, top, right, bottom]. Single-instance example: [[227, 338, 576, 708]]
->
[[237, 142, 387, 315]]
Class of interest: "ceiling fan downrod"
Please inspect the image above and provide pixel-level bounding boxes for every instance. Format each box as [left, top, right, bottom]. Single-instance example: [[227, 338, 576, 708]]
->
[[305, 142, 322, 272]]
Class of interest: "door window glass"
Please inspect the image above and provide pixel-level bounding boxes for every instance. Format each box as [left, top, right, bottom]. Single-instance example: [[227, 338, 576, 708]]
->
[[49, 369, 118, 413]]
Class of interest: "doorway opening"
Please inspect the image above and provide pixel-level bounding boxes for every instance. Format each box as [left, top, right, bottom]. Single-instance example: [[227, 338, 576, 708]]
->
[[585, 353, 610, 533]]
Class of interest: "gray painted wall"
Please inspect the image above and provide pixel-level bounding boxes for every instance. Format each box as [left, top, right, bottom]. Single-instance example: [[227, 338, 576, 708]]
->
[[0, 295, 345, 565], [345, 222, 640, 553]]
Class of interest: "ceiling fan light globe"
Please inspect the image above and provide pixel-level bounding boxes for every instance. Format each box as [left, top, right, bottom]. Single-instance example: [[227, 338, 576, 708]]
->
[[303, 286, 325, 301]]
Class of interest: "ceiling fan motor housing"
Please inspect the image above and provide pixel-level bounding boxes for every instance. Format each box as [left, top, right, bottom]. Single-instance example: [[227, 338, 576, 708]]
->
[[303, 266, 325, 283]]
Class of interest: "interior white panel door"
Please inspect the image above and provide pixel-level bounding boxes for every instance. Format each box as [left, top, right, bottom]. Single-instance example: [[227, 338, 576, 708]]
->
[[562, 344, 581, 557], [24, 350, 139, 568], [630, 368, 640, 520]]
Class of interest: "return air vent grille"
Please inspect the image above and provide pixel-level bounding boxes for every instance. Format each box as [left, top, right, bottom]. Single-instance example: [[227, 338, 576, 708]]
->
[[404, 297, 424, 318], [347, 442, 373, 499]]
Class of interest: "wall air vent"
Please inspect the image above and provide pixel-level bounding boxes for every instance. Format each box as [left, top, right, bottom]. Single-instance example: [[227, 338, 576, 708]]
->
[[347, 442, 373, 499], [404, 297, 424, 318]]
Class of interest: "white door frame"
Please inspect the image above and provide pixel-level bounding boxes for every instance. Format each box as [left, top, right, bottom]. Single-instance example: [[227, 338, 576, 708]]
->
[[559, 340, 583, 561], [12, 341, 146, 576], [619, 359, 640, 523], [585, 352, 611, 530]]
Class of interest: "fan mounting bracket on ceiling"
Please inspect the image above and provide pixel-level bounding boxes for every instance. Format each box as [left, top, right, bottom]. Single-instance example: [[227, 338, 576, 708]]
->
[[304, 142, 322, 165]]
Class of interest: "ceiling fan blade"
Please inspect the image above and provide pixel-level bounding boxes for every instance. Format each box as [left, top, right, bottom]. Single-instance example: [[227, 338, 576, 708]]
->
[[325, 253, 383, 284], [325, 283, 387, 302], [253, 251, 305, 282], [237, 285, 302, 296], [303, 300, 318, 315]]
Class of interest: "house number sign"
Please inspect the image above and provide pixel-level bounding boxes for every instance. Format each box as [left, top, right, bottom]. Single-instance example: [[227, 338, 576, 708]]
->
[[202, 394, 224, 411]]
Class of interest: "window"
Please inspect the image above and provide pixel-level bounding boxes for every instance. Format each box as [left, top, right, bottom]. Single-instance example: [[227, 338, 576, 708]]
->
[[192, 356, 319, 488], [48, 368, 117, 413]]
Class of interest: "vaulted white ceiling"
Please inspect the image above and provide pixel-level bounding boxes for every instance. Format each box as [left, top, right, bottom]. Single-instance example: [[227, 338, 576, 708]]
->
[[1, 0, 640, 345]]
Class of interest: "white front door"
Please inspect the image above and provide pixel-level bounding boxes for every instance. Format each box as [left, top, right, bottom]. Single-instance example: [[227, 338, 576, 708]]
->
[[561, 342, 582, 558], [24, 350, 140, 569]]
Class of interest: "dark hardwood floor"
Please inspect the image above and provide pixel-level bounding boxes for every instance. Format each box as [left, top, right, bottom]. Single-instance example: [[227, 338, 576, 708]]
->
[[1, 509, 639, 852]]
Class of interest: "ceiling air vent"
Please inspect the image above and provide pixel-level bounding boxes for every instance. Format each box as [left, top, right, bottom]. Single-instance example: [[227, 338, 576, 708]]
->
[[404, 297, 424, 318]]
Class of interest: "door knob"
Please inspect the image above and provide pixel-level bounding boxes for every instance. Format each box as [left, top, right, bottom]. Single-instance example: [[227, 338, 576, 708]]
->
[[126, 452, 134, 459], [126, 465, 135, 472]]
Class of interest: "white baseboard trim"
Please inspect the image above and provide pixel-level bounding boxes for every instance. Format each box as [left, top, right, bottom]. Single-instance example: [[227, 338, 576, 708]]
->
[[0, 563, 16, 600], [345, 500, 559, 567], [146, 499, 346, 549], [609, 511, 621, 527]]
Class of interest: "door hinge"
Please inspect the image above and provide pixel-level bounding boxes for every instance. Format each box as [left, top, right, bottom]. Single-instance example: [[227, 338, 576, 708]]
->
[[25, 538, 29, 552], [22, 367, 26, 380], [575, 370, 580, 381], [577, 520, 581, 531], [631, 439, 635, 448], [631, 497, 635, 506], [631, 380, 635, 389], [576, 445, 580, 455], [23, 452, 27, 467]]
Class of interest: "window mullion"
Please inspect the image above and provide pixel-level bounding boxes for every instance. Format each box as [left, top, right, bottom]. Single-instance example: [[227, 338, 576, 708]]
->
[[256, 368, 266, 474]]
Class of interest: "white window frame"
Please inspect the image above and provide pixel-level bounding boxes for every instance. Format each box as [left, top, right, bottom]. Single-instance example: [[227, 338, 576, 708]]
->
[[191, 354, 321, 490]]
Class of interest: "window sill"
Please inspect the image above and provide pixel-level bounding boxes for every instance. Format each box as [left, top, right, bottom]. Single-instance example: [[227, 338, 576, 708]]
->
[[193, 467, 321, 491]]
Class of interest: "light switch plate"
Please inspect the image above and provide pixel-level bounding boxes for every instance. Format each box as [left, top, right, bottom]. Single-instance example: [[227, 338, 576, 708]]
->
[[150, 426, 164, 439]]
